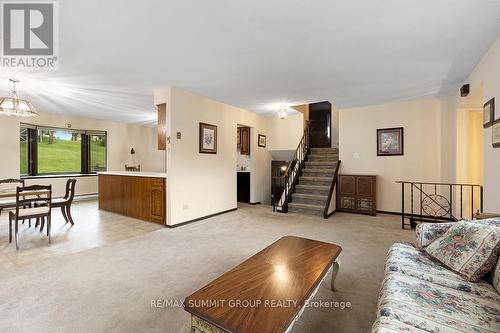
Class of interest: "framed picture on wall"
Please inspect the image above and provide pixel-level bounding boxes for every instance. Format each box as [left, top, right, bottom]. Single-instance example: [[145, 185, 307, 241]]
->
[[493, 122, 500, 148], [199, 122, 217, 154], [377, 127, 404, 156], [258, 134, 266, 148], [483, 98, 495, 128]]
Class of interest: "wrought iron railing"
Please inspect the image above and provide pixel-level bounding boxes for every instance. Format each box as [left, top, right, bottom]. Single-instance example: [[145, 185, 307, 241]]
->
[[272, 121, 310, 212], [397, 181, 483, 229]]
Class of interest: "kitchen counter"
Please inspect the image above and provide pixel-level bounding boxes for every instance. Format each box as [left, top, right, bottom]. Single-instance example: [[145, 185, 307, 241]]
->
[[98, 172, 166, 224], [98, 171, 167, 178]]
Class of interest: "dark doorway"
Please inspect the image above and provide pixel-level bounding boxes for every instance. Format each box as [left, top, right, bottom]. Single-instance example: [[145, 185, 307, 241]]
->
[[309, 101, 331, 148]]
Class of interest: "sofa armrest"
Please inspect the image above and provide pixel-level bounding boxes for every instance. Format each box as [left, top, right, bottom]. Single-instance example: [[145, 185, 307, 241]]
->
[[415, 222, 454, 249], [475, 213, 500, 220]]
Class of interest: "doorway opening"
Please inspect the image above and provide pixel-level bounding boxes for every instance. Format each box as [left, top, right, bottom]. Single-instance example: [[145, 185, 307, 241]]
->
[[236, 124, 252, 203]]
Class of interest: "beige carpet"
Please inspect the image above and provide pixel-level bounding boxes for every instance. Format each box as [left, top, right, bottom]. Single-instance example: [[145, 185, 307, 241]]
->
[[0, 204, 413, 333]]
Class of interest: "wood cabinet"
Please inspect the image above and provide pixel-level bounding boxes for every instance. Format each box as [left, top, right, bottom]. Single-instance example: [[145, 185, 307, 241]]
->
[[238, 127, 250, 155], [157, 103, 166, 150], [237, 172, 250, 203], [99, 174, 166, 224], [337, 174, 376, 215]]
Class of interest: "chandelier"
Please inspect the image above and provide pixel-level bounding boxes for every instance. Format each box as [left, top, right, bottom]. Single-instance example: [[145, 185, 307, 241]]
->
[[0, 79, 38, 117], [278, 106, 288, 119]]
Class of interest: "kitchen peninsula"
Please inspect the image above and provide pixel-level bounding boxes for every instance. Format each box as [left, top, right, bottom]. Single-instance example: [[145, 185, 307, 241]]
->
[[98, 171, 166, 225]]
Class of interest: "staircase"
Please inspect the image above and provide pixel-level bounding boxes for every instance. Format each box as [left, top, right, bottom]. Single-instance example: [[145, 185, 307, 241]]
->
[[287, 148, 339, 217]]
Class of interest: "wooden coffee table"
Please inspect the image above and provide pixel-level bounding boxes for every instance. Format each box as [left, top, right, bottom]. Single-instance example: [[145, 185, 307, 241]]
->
[[184, 236, 342, 333]]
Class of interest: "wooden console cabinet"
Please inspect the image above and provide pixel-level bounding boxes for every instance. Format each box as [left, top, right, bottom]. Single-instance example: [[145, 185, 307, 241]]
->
[[337, 174, 377, 216], [98, 172, 166, 224]]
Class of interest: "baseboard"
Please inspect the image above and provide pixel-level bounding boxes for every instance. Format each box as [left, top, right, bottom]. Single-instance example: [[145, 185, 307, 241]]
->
[[376, 210, 400, 216], [73, 193, 98, 202], [250, 202, 261, 205], [166, 208, 238, 228]]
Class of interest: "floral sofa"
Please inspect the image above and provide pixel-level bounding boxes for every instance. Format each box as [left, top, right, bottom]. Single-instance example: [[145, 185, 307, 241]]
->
[[372, 218, 500, 333]]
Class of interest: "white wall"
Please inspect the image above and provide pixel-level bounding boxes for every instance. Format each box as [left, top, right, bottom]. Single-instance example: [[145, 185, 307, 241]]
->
[[267, 113, 303, 151], [156, 87, 273, 226], [464, 36, 500, 212], [439, 96, 458, 183], [339, 98, 451, 213], [0, 112, 164, 197], [332, 105, 339, 149]]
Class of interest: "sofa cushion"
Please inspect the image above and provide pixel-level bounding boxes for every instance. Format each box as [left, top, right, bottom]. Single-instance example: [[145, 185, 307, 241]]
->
[[425, 221, 500, 281], [378, 274, 500, 333], [386, 243, 500, 302], [371, 316, 429, 333], [477, 217, 500, 228], [493, 258, 500, 294]]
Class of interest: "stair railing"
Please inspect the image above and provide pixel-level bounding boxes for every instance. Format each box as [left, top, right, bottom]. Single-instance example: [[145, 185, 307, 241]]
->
[[323, 160, 341, 218], [272, 121, 311, 212], [396, 181, 483, 229]]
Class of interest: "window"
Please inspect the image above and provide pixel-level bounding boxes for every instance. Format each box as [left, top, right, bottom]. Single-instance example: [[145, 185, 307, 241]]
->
[[37, 129, 82, 174], [89, 133, 107, 172], [20, 127, 29, 175], [20, 124, 107, 176]]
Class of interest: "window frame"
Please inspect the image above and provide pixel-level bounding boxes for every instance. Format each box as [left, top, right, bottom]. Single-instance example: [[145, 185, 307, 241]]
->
[[20, 123, 107, 177], [86, 132, 108, 174]]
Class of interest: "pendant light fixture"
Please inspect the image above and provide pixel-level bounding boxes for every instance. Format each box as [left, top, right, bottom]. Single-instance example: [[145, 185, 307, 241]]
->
[[278, 106, 288, 120], [0, 79, 38, 117]]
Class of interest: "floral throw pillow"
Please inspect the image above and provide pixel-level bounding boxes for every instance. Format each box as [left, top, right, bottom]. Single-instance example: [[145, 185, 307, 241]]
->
[[476, 217, 500, 228], [415, 222, 454, 249], [425, 221, 500, 282], [493, 258, 500, 293]]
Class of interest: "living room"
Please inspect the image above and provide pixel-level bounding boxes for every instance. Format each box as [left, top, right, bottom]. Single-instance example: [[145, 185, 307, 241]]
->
[[1, 1, 500, 332]]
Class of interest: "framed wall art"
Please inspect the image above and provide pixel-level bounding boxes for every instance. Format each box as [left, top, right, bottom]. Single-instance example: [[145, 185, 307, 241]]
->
[[199, 122, 217, 154], [484, 98, 495, 128], [377, 127, 404, 156], [492, 122, 500, 148], [258, 134, 266, 148]]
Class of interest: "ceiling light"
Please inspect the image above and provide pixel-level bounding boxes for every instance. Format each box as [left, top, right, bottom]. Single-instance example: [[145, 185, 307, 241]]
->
[[0, 79, 38, 117], [278, 106, 288, 119]]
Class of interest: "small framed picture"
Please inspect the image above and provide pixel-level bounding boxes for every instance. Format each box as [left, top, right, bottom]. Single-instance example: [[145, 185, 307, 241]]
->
[[484, 98, 495, 128], [258, 134, 266, 148], [377, 127, 404, 156], [199, 122, 217, 154], [493, 122, 500, 148]]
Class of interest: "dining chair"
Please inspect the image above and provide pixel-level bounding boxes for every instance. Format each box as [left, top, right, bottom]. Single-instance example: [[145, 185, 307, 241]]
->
[[9, 185, 52, 250], [51, 179, 76, 225], [125, 164, 141, 172], [0, 178, 25, 217], [36, 179, 77, 231]]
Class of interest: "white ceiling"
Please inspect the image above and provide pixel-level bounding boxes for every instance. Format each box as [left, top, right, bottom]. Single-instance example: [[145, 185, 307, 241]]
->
[[1, 0, 500, 125]]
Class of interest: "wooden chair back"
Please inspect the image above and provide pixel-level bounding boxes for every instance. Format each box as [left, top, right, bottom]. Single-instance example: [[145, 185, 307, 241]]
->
[[15, 185, 52, 218], [63, 179, 77, 202], [125, 164, 141, 172]]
